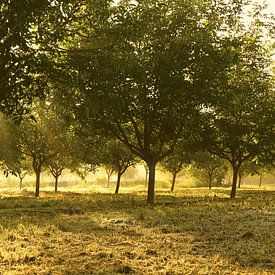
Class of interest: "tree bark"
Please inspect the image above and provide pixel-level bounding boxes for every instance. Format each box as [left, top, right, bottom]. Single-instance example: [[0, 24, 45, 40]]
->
[[55, 176, 59, 192], [170, 172, 177, 192], [238, 174, 242, 188], [115, 172, 122, 194], [35, 168, 41, 197], [19, 178, 23, 190], [230, 167, 238, 198], [259, 173, 263, 188], [209, 173, 212, 189], [147, 162, 156, 205]]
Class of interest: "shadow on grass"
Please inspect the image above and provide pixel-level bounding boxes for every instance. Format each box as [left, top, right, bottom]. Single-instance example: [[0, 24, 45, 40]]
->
[[0, 189, 274, 272]]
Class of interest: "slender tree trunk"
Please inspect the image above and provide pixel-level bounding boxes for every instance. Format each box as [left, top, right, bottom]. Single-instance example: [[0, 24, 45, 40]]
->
[[209, 174, 212, 189], [170, 172, 177, 192], [115, 172, 122, 194], [147, 162, 156, 205], [19, 178, 23, 190], [230, 167, 238, 198], [55, 176, 59, 192], [259, 173, 263, 188], [238, 175, 242, 188], [107, 175, 111, 188], [35, 169, 41, 197]]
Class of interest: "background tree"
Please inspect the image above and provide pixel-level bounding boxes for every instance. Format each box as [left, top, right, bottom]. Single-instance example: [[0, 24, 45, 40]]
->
[[203, 5, 274, 198], [191, 152, 228, 189], [104, 165, 115, 188], [160, 142, 191, 192], [99, 138, 138, 193], [47, 155, 71, 192], [15, 101, 70, 197]]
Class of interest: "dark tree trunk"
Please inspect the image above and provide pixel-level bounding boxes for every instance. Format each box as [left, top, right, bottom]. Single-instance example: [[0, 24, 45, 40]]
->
[[115, 172, 122, 194], [259, 173, 263, 188], [230, 167, 238, 198], [35, 168, 41, 197], [170, 172, 177, 192], [147, 162, 156, 205], [55, 176, 59, 192], [238, 175, 242, 188]]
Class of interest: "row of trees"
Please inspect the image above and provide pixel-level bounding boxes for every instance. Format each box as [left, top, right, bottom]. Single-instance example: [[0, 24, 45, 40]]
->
[[0, 105, 272, 196], [0, 0, 274, 204]]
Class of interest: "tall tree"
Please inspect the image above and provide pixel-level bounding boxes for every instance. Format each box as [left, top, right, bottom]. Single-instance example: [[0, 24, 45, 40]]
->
[[204, 5, 274, 198], [64, 0, 227, 204]]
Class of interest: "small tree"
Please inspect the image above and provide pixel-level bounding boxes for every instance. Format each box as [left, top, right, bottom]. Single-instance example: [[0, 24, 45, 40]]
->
[[100, 139, 138, 194], [103, 165, 115, 188], [191, 152, 228, 189], [16, 102, 70, 197], [161, 144, 191, 192], [14, 157, 33, 190], [47, 156, 68, 192]]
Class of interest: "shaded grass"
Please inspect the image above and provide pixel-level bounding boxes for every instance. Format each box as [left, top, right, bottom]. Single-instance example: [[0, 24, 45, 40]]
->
[[0, 188, 274, 274]]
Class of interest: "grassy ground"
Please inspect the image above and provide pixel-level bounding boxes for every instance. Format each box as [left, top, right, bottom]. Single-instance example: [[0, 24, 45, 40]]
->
[[0, 188, 274, 274]]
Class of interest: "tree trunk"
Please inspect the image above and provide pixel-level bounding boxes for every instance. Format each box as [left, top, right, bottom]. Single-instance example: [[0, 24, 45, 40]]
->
[[209, 173, 212, 189], [35, 169, 41, 197], [107, 175, 111, 188], [147, 162, 156, 205], [55, 176, 59, 192], [115, 172, 122, 194], [19, 178, 23, 190], [238, 175, 242, 188], [170, 172, 177, 192], [230, 167, 238, 198], [259, 173, 263, 188]]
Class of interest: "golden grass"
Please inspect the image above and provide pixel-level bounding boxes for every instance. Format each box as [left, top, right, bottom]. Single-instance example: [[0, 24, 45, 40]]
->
[[0, 188, 274, 274]]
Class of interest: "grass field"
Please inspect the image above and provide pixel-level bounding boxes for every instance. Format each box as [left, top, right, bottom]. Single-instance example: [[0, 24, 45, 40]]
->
[[0, 188, 274, 274]]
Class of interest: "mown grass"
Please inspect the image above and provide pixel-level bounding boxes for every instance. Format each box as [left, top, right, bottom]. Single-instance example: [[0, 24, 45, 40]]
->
[[0, 188, 274, 274]]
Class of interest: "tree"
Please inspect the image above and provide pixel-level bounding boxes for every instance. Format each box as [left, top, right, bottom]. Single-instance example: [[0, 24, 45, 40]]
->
[[9, 157, 33, 190], [111, 141, 138, 194], [104, 165, 115, 188], [99, 138, 138, 193], [0, 0, 83, 117], [47, 156, 69, 192], [16, 101, 71, 197], [236, 160, 259, 188], [204, 4, 274, 198], [160, 143, 191, 192], [191, 152, 228, 189], [64, 0, 227, 204]]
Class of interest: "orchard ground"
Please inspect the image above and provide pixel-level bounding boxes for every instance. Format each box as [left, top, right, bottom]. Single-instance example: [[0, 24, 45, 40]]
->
[[0, 184, 274, 274]]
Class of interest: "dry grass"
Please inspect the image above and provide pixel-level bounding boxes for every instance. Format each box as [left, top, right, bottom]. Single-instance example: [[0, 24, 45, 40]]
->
[[0, 188, 274, 274]]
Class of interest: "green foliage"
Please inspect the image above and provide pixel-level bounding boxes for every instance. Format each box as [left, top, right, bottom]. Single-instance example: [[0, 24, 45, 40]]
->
[[0, 0, 81, 116], [201, 3, 275, 197], [190, 152, 228, 188], [63, 0, 233, 204]]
